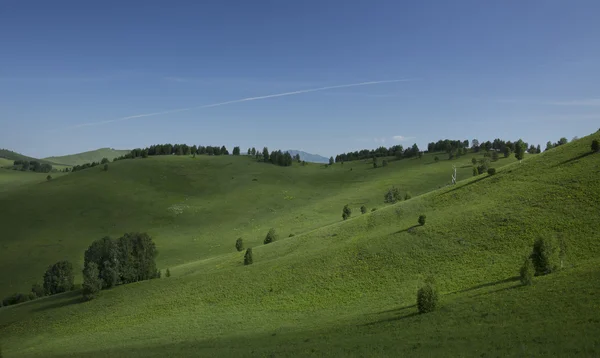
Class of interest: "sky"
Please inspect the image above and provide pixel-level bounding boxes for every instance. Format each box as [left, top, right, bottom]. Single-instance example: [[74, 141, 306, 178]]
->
[[1, 0, 599, 158]]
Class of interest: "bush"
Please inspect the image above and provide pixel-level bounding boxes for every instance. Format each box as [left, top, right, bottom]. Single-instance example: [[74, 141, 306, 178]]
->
[[491, 151, 499, 161], [288, 233, 295, 237], [417, 283, 438, 313], [46, 175, 52, 181], [82, 262, 102, 301], [43, 261, 75, 295], [382, 160, 388, 167], [360, 205, 367, 214], [487, 168, 496, 175], [404, 192, 412, 200], [244, 248, 253, 265], [372, 162, 378, 169], [472, 167, 478, 176], [235, 238, 244, 252], [519, 258, 535, 285], [434, 156, 439, 162], [264, 228, 277, 244], [371, 208, 377, 212], [418, 215, 426, 226], [103, 164, 109, 171], [342, 204, 352, 220], [384, 187, 401, 203], [166, 268, 171, 277], [471, 157, 477, 165], [530, 238, 560, 276], [31, 283, 45, 298], [592, 139, 599, 152]]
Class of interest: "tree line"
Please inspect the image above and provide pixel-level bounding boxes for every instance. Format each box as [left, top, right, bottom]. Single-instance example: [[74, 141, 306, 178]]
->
[[335, 144, 421, 163], [0, 232, 159, 307], [11, 160, 53, 173]]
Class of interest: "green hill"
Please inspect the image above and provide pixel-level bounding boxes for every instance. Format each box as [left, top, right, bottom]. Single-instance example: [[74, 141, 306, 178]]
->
[[43, 148, 131, 166], [0, 133, 599, 357], [0, 149, 59, 166]]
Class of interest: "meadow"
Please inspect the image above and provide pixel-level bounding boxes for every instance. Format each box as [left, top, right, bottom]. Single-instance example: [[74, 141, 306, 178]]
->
[[0, 133, 599, 357]]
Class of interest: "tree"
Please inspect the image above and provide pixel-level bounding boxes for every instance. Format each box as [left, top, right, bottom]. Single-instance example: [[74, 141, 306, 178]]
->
[[417, 283, 438, 313], [382, 159, 388, 167], [417, 151, 423, 159], [251, 147, 256, 156], [384, 187, 401, 203], [418, 215, 426, 226], [404, 192, 412, 200], [262, 147, 269, 162], [472, 167, 478, 176], [503, 146, 512, 158], [557, 137, 568, 146], [103, 164, 109, 171], [592, 139, 599, 153], [46, 175, 52, 181], [487, 168, 496, 175], [519, 258, 534, 286], [233, 146, 241, 155], [372, 162, 378, 169], [491, 151, 499, 161], [165, 268, 171, 277], [264, 228, 277, 245], [545, 141, 554, 151], [82, 262, 102, 300], [471, 157, 477, 165], [342, 204, 352, 220], [530, 238, 560, 276], [434, 156, 439, 162], [220, 145, 229, 155], [84, 236, 120, 289], [244, 248, 253, 265], [101, 158, 109, 164], [471, 139, 480, 151], [329, 156, 334, 165], [235, 238, 244, 252], [31, 283, 45, 298], [360, 205, 367, 214], [43, 261, 74, 295], [536, 144, 541, 153], [514, 139, 526, 161]]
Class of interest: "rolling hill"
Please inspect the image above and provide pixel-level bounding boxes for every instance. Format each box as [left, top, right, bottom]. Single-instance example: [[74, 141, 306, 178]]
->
[[43, 148, 131, 166], [0, 132, 599, 357], [0, 149, 60, 166], [285, 150, 329, 163]]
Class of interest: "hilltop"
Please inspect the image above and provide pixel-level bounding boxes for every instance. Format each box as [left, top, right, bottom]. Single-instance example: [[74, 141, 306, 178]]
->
[[43, 148, 131, 166], [285, 150, 329, 163], [0, 149, 60, 166], [0, 132, 599, 356]]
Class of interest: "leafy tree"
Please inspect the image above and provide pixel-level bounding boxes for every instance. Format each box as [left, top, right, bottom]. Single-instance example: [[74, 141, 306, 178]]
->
[[384, 187, 401, 203], [43, 261, 74, 295], [471, 139, 480, 151], [530, 238, 560, 276], [471, 157, 477, 165], [233, 146, 241, 155], [418, 215, 426, 226], [101, 158, 109, 164], [472, 167, 478, 176], [417, 151, 423, 159], [244, 248, 253, 265], [235, 238, 244, 252], [31, 283, 45, 298], [592, 139, 599, 153], [166, 268, 171, 277], [417, 283, 438, 313], [329, 156, 334, 165], [251, 147, 257, 156], [264, 228, 277, 245], [503, 146, 512, 158], [491, 151, 499, 161], [220, 145, 229, 155], [288, 233, 295, 237], [82, 262, 102, 300], [487, 168, 496, 175], [342, 204, 352, 220], [545, 141, 554, 151], [536, 144, 541, 153], [46, 175, 52, 181], [103, 164, 108, 171], [84, 236, 120, 288], [520, 258, 535, 286], [360, 205, 367, 214], [262, 147, 269, 162], [557, 137, 568, 146], [118, 232, 158, 283]]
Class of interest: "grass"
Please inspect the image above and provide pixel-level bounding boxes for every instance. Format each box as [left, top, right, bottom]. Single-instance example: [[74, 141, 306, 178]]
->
[[0, 133, 599, 357], [0, 168, 67, 194], [43, 148, 131, 166], [0, 149, 59, 165]]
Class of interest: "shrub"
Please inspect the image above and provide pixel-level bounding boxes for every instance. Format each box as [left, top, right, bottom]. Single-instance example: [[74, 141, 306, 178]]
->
[[487, 168, 496, 175], [404, 192, 412, 200], [530, 238, 560, 276], [472, 167, 478, 176], [264, 228, 277, 244], [103, 164, 109, 171], [592, 139, 599, 152], [166, 268, 171, 277], [235, 238, 244, 252], [27, 292, 36, 301], [418, 215, 426, 226], [46, 175, 52, 181], [372, 162, 378, 169], [244, 248, 253, 265], [101, 157, 109, 164], [491, 151, 499, 161], [43, 261, 75, 295], [382, 160, 388, 167], [288, 233, 295, 237], [342, 204, 352, 220], [371, 208, 377, 212], [519, 258, 535, 285], [360, 205, 367, 214], [384, 187, 401, 203], [417, 283, 438, 313], [31, 283, 45, 298], [471, 157, 477, 165], [82, 262, 102, 301], [434, 156, 439, 162]]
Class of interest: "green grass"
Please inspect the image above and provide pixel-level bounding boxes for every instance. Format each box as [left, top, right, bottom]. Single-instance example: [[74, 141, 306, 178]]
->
[[0, 133, 599, 357], [0, 169, 66, 194], [43, 148, 131, 166], [0, 149, 60, 165]]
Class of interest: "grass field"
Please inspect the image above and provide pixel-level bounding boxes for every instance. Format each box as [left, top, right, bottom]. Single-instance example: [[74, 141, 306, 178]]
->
[[0, 169, 67, 194], [0, 133, 599, 357], [43, 148, 131, 166]]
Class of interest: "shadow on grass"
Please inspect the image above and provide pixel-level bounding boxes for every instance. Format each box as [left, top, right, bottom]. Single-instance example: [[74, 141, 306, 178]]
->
[[32, 290, 83, 312], [438, 175, 488, 196], [552, 151, 595, 168], [360, 312, 420, 326], [449, 276, 520, 295], [395, 225, 420, 234], [469, 284, 523, 298]]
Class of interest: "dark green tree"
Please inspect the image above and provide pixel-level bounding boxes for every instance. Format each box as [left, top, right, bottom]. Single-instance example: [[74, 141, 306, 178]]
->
[[404, 192, 412, 200], [557, 137, 568, 146], [418, 215, 426, 226], [251, 147, 257, 156], [43, 261, 75, 295], [382, 159, 388, 167], [592, 139, 599, 152], [31, 283, 45, 298], [84, 236, 120, 289], [82, 262, 102, 300], [342, 204, 352, 220], [472, 166, 478, 176], [503, 146, 512, 158], [264, 228, 277, 245], [491, 151, 499, 161], [434, 156, 439, 162], [166, 268, 171, 277], [536, 144, 541, 153], [417, 283, 438, 313], [329, 156, 334, 165], [101, 158, 109, 164], [384, 187, 401, 203], [233, 146, 241, 155], [235, 238, 244, 252], [530, 238, 560, 276], [471, 157, 477, 165], [262, 147, 269, 162], [46, 175, 52, 181], [103, 164, 108, 171], [487, 168, 496, 175], [360, 205, 367, 214], [244, 248, 253, 265], [519, 258, 534, 286]]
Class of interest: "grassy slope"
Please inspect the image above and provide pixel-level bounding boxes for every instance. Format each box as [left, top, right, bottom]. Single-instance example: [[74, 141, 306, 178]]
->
[[0, 169, 67, 195], [0, 151, 497, 296], [1, 134, 599, 356], [43, 148, 131, 166], [0, 149, 59, 165]]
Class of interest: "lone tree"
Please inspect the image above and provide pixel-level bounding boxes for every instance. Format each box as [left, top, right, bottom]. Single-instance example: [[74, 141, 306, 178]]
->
[[384, 187, 401, 203], [360, 205, 367, 214], [471, 157, 477, 165], [166, 268, 171, 277], [592, 139, 599, 153], [235, 238, 244, 252], [417, 283, 438, 313], [342, 204, 352, 220], [43, 261, 75, 295], [82, 262, 102, 301], [46, 175, 52, 181], [329, 156, 334, 165], [244, 248, 253, 265], [519, 258, 534, 286], [434, 156, 439, 162], [264, 228, 277, 245], [103, 163, 109, 171], [530, 238, 560, 276], [515, 139, 526, 162], [418, 215, 426, 226], [101, 157, 109, 164]]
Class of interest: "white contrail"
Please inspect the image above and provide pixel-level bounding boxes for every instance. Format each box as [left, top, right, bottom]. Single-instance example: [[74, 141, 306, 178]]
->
[[68, 79, 413, 129]]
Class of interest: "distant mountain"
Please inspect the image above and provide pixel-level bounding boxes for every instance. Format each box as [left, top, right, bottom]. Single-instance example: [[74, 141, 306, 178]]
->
[[0, 149, 58, 165], [285, 150, 329, 163], [44, 148, 130, 166]]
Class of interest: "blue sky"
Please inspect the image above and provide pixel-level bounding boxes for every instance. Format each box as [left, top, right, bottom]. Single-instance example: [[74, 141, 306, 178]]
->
[[1, 0, 599, 158]]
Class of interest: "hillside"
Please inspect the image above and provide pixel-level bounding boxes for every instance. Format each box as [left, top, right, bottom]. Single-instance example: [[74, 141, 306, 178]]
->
[[0, 149, 59, 166], [0, 133, 598, 356], [43, 148, 131, 166], [285, 150, 329, 163]]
